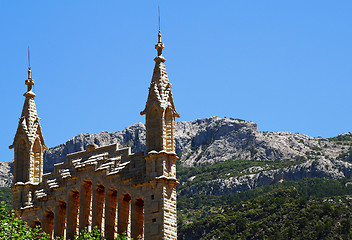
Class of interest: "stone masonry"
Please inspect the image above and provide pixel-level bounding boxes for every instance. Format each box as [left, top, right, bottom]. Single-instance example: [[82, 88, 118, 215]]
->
[[10, 30, 179, 240]]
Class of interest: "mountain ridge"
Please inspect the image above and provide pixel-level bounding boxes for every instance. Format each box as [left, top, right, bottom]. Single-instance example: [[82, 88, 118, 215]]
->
[[2, 117, 352, 194]]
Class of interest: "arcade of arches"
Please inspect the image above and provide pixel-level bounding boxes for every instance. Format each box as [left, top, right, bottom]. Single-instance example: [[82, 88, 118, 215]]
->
[[36, 181, 144, 239]]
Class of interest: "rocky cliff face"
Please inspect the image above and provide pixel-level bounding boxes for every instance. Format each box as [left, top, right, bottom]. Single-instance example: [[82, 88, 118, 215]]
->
[[2, 117, 352, 193], [181, 158, 352, 196], [0, 162, 12, 187]]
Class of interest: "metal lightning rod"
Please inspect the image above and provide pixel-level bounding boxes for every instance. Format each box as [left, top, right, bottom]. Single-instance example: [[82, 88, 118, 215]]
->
[[158, 6, 160, 31], [28, 46, 31, 68]]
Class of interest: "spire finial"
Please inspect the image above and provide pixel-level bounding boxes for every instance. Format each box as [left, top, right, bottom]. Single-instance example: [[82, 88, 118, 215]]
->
[[24, 47, 35, 96]]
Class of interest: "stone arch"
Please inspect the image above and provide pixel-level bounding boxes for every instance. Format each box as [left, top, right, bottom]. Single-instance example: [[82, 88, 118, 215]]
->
[[164, 107, 174, 152], [132, 198, 144, 240], [43, 210, 54, 238], [31, 219, 41, 229], [14, 138, 29, 183], [105, 188, 118, 240], [67, 190, 80, 239], [79, 180, 92, 233], [32, 138, 42, 183], [92, 184, 105, 233], [118, 193, 131, 236], [146, 105, 162, 152], [54, 200, 67, 238]]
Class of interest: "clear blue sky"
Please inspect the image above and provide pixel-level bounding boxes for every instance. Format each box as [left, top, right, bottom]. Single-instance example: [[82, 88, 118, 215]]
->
[[1, 1, 352, 161]]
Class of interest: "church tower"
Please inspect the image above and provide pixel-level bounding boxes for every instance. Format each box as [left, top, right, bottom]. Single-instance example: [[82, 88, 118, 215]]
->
[[10, 66, 48, 184], [141, 30, 180, 153], [141, 30, 179, 240]]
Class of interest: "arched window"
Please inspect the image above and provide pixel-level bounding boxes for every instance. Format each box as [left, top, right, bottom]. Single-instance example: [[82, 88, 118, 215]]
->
[[146, 106, 162, 152], [15, 139, 29, 183]]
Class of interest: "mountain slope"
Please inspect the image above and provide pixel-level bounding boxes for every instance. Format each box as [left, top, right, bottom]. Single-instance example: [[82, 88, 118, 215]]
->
[[178, 185, 352, 240]]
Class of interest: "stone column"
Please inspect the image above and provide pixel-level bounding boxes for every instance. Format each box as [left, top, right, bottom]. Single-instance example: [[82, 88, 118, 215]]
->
[[66, 190, 80, 239], [79, 181, 92, 233], [54, 201, 67, 238], [104, 188, 118, 240], [118, 194, 131, 236], [92, 184, 105, 233]]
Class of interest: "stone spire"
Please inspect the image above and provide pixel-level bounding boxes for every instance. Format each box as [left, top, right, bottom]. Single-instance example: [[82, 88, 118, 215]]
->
[[10, 65, 48, 184], [141, 30, 180, 153]]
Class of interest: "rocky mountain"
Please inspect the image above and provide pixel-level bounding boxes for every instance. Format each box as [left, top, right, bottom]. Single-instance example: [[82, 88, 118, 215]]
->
[[2, 116, 352, 194]]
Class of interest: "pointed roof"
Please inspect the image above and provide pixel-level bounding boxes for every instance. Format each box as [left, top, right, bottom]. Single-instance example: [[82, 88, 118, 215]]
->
[[9, 67, 48, 150], [141, 30, 180, 117]]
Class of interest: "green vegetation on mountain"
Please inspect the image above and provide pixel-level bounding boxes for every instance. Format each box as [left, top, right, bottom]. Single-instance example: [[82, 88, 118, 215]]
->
[[177, 158, 352, 239], [328, 134, 352, 144], [177, 176, 352, 226], [178, 186, 352, 239], [0, 187, 12, 209]]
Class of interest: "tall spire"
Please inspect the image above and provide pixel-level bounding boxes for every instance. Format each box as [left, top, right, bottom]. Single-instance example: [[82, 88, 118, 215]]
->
[[141, 28, 179, 153], [10, 58, 47, 184]]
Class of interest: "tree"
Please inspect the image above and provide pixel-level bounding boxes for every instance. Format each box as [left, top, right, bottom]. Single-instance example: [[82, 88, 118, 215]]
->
[[0, 201, 50, 239]]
